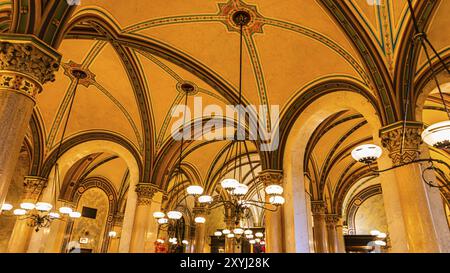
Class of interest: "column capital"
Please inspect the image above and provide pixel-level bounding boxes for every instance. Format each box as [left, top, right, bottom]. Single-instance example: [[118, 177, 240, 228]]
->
[[325, 214, 340, 226], [311, 200, 326, 215], [193, 205, 208, 217], [23, 176, 48, 201], [113, 212, 124, 226], [259, 169, 283, 186], [135, 183, 160, 206], [380, 121, 423, 166]]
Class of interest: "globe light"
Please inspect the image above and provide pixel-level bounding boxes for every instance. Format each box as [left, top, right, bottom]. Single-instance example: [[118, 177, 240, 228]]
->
[[198, 195, 213, 204], [249, 239, 256, 244], [233, 228, 244, 235], [222, 229, 231, 235], [370, 230, 380, 236], [158, 218, 169, 224], [227, 233, 235, 238], [35, 202, 52, 212], [20, 202, 35, 210], [1, 203, 13, 211], [221, 178, 239, 190], [194, 216, 206, 224], [156, 239, 165, 244], [186, 185, 204, 196], [260, 241, 266, 245], [49, 212, 60, 219], [421, 121, 450, 149], [232, 184, 249, 196], [246, 234, 254, 239], [153, 211, 165, 219], [214, 231, 223, 237], [59, 206, 73, 214], [69, 211, 81, 218], [265, 184, 283, 195], [351, 144, 382, 164], [377, 232, 387, 239], [167, 210, 182, 220], [374, 240, 386, 246], [182, 240, 189, 245], [108, 231, 117, 238], [255, 238, 261, 243], [255, 232, 264, 238], [269, 195, 285, 205], [244, 229, 253, 235], [13, 209, 26, 216]]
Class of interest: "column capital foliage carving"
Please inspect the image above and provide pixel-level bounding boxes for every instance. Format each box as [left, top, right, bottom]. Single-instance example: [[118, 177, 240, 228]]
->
[[259, 169, 283, 186], [311, 200, 326, 215], [23, 176, 48, 201], [380, 121, 423, 166], [324, 214, 340, 226], [135, 183, 160, 205]]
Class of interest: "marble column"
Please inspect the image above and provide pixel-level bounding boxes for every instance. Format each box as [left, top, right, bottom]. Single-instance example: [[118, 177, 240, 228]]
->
[[0, 37, 60, 209], [107, 213, 124, 253], [7, 176, 47, 252], [380, 122, 448, 252], [129, 183, 159, 253], [193, 206, 207, 253], [259, 170, 284, 253], [325, 215, 339, 253], [335, 218, 346, 253], [311, 201, 328, 253]]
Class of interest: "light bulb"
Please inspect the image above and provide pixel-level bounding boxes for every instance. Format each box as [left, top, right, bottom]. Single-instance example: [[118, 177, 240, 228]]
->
[[182, 240, 189, 245], [227, 233, 235, 238], [265, 184, 283, 195], [20, 202, 35, 210], [195, 216, 206, 224], [186, 185, 204, 196], [59, 206, 73, 214], [233, 228, 244, 235], [198, 195, 213, 204], [167, 211, 182, 220], [13, 209, 26, 216], [35, 202, 52, 212], [222, 229, 231, 235], [370, 230, 380, 236], [214, 231, 222, 237], [269, 195, 285, 205], [1, 203, 13, 211], [255, 232, 264, 238], [158, 218, 168, 224], [108, 231, 117, 238], [153, 211, 165, 219], [69, 211, 81, 218], [49, 212, 60, 219], [249, 239, 256, 244], [244, 230, 253, 235]]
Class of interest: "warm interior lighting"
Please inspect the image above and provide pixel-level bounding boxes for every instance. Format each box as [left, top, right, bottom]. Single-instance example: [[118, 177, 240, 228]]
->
[[158, 218, 168, 224], [69, 211, 81, 218], [227, 233, 235, 238], [265, 184, 283, 195], [244, 229, 253, 235], [108, 231, 117, 238], [246, 234, 254, 239], [249, 239, 256, 244], [194, 216, 206, 224], [167, 210, 183, 220], [198, 195, 213, 204], [260, 241, 266, 245], [13, 209, 26, 216], [374, 240, 386, 246], [49, 212, 60, 219], [1, 203, 13, 211], [255, 232, 264, 238], [214, 231, 222, 237], [421, 121, 450, 149], [186, 185, 204, 196], [182, 240, 189, 245], [156, 239, 165, 244], [233, 228, 244, 235], [370, 230, 380, 236], [59, 207, 73, 214], [351, 144, 382, 164], [222, 229, 231, 235], [221, 178, 239, 190], [255, 238, 261, 243], [20, 202, 35, 210], [269, 195, 285, 205], [232, 184, 249, 196], [35, 202, 52, 212], [377, 232, 387, 239], [153, 211, 165, 219]]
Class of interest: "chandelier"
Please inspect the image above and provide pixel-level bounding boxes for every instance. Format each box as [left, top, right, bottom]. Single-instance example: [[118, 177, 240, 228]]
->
[[0, 70, 86, 231], [351, 0, 450, 189]]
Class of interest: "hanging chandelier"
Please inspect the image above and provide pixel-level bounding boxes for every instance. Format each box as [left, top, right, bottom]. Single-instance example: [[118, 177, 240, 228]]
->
[[351, 0, 449, 189], [0, 69, 86, 231]]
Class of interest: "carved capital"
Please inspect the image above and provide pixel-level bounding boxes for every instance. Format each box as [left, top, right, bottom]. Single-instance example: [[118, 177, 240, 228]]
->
[[193, 205, 208, 217], [259, 169, 283, 186], [113, 212, 124, 226], [380, 121, 423, 166], [311, 200, 326, 215], [135, 183, 160, 206], [325, 214, 340, 227], [23, 176, 48, 201]]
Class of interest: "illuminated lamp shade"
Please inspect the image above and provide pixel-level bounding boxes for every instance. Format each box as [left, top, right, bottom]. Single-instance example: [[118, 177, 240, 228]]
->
[[59, 207, 73, 214], [249, 239, 256, 244], [13, 209, 26, 216], [198, 195, 213, 204], [221, 178, 239, 190], [214, 231, 222, 237], [233, 228, 244, 235], [374, 240, 386, 246], [156, 239, 165, 244], [194, 216, 206, 224], [244, 229, 253, 235], [186, 185, 204, 196], [246, 234, 254, 239], [158, 218, 169, 224], [255, 238, 261, 243], [227, 233, 235, 238], [167, 210, 183, 220], [232, 184, 249, 196], [69, 211, 81, 218], [20, 202, 35, 210], [222, 229, 231, 235], [265, 184, 283, 195], [260, 241, 266, 245], [153, 211, 165, 219], [49, 212, 60, 219], [108, 231, 117, 238], [377, 233, 387, 239], [269, 195, 285, 205], [182, 240, 189, 245], [255, 232, 264, 238], [35, 202, 52, 212], [1, 203, 13, 211], [421, 121, 450, 149], [351, 144, 382, 164], [370, 230, 380, 236]]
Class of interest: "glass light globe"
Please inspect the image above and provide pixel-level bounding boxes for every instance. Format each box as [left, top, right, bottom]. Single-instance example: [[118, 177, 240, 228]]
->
[[194, 216, 206, 224], [153, 211, 165, 219], [233, 228, 244, 235], [232, 184, 249, 196], [198, 195, 213, 204], [167, 211, 182, 220], [182, 240, 189, 245], [269, 195, 285, 205], [108, 231, 117, 238], [186, 185, 204, 196], [69, 211, 81, 218], [158, 218, 169, 224], [59, 206, 73, 214], [227, 233, 235, 238], [214, 231, 222, 237], [255, 232, 264, 238], [35, 202, 52, 212], [156, 239, 165, 244], [370, 230, 380, 236], [222, 229, 231, 235], [49, 212, 60, 219], [422, 121, 450, 149], [351, 144, 382, 164], [20, 202, 35, 210], [374, 240, 386, 246], [221, 178, 239, 190], [244, 229, 253, 235], [13, 208, 26, 216], [260, 241, 266, 245], [377, 232, 387, 239], [1, 203, 13, 211], [249, 239, 256, 244], [246, 234, 254, 239], [265, 184, 283, 195], [255, 238, 261, 243]]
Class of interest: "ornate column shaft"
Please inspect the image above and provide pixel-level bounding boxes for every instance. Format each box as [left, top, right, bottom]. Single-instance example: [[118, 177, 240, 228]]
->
[[311, 201, 328, 253], [380, 121, 439, 252], [107, 213, 124, 253], [0, 36, 60, 209], [259, 169, 283, 253], [335, 218, 346, 253], [8, 176, 47, 253], [193, 206, 207, 253], [325, 214, 339, 253], [129, 183, 159, 253]]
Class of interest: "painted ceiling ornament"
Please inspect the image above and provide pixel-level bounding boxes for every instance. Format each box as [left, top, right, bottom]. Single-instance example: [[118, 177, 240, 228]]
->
[[218, 0, 265, 35], [62, 61, 96, 88]]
